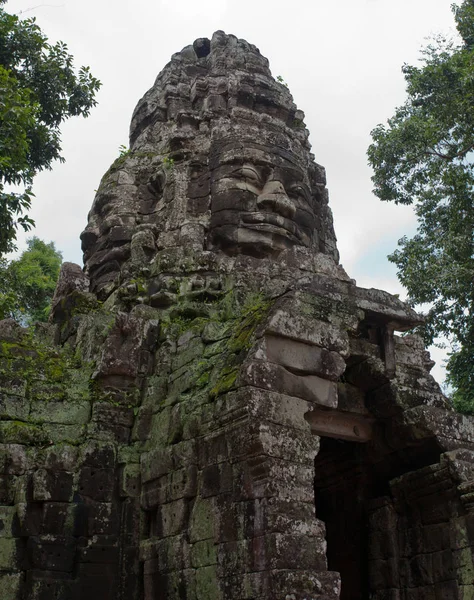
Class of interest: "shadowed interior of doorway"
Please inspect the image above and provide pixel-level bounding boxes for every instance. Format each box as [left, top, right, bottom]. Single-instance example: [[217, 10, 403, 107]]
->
[[314, 434, 443, 599]]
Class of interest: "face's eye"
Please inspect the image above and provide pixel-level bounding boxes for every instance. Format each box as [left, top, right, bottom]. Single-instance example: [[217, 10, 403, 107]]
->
[[288, 184, 311, 204], [239, 165, 262, 183]]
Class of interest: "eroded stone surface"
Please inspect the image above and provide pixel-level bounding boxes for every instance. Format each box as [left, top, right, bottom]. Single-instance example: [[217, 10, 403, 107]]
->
[[1, 30, 473, 600]]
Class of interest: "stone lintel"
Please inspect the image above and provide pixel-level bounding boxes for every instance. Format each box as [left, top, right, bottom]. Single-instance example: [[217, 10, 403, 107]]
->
[[305, 407, 374, 443]]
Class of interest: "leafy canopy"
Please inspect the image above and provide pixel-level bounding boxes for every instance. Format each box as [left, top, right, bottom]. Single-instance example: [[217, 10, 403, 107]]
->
[[0, 0, 101, 255], [367, 0, 474, 412], [0, 236, 62, 323]]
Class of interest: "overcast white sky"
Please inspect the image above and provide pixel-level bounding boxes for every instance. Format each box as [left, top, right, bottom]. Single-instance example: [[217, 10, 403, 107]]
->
[[7, 0, 457, 384]]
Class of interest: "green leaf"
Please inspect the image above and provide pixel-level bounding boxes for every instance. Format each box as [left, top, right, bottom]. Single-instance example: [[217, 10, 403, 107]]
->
[[367, 0, 474, 412]]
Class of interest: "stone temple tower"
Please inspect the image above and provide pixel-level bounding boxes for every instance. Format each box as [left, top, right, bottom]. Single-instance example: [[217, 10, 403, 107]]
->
[[1, 30, 474, 600]]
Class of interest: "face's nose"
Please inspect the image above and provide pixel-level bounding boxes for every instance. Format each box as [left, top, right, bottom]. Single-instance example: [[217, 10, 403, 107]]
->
[[256, 179, 296, 219]]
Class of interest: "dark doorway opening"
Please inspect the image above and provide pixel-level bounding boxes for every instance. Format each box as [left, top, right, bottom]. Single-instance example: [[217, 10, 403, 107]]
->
[[314, 437, 376, 600], [314, 433, 443, 600]]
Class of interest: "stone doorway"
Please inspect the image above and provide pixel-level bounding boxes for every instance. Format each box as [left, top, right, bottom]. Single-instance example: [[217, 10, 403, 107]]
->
[[313, 432, 444, 599], [314, 437, 376, 600]]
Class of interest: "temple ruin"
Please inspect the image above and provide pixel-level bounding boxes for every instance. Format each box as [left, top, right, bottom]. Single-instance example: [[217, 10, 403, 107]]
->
[[1, 31, 474, 600]]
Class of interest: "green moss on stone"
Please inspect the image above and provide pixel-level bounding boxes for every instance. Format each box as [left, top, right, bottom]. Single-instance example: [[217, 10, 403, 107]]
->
[[0, 421, 48, 445], [0, 571, 22, 600], [195, 565, 221, 600]]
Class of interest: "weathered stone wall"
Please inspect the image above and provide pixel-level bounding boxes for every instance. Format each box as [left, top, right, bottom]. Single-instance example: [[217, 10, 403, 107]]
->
[[1, 30, 474, 600]]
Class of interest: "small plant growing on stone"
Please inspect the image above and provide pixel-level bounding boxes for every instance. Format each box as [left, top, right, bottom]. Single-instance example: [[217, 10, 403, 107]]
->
[[119, 144, 130, 157], [276, 75, 289, 88], [163, 156, 175, 171]]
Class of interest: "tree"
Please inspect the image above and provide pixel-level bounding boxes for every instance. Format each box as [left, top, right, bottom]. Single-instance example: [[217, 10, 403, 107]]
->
[[367, 0, 474, 412], [0, 0, 101, 255], [0, 236, 62, 323]]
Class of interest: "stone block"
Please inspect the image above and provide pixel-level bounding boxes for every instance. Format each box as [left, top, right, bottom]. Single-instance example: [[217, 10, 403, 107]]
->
[[337, 382, 368, 414], [234, 387, 314, 432], [421, 523, 450, 553], [241, 360, 338, 408], [77, 535, 119, 564], [140, 534, 191, 572], [0, 572, 22, 600], [217, 539, 252, 576], [264, 335, 346, 380], [233, 456, 315, 502], [29, 399, 91, 425], [345, 357, 389, 393], [418, 493, 453, 526], [435, 580, 459, 599], [431, 549, 454, 583], [157, 499, 189, 537], [131, 406, 153, 442], [369, 558, 399, 590], [86, 501, 119, 536], [191, 538, 217, 568], [168, 466, 198, 502], [144, 566, 196, 600], [202, 321, 232, 343], [141, 477, 167, 510], [0, 506, 17, 538], [120, 463, 141, 498], [269, 569, 341, 599], [189, 497, 217, 542], [255, 498, 322, 538], [86, 420, 130, 444], [262, 533, 327, 572], [78, 467, 115, 502], [453, 547, 474, 584], [92, 402, 134, 428], [369, 529, 398, 560], [171, 338, 205, 372], [25, 569, 74, 600], [410, 553, 434, 586], [198, 432, 228, 467], [0, 537, 23, 570], [221, 570, 270, 600], [0, 395, 29, 422], [266, 310, 349, 354], [0, 444, 27, 475], [44, 444, 79, 471], [141, 447, 173, 484], [201, 462, 233, 497], [13, 474, 29, 505], [196, 565, 221, 600], [224, 419, 318, 466], [16, 502, 42, 536], [460, 585, 474, 600], [75, 563, 118, 600], [0, 421, 47, 445], [32, 469, 73, 502], [80, 441, 117, 469], [27, 535, 75, 572], [142, 376, 168, 412], [43, 423, 86, 445], [41, 503, 75, 535], [143, 560, 162, 600], [147, 407, 174, 448], [0, 474, 15, 504]]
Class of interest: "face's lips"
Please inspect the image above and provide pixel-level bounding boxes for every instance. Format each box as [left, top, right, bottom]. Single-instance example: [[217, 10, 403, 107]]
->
[[241, 212, 304, 241]]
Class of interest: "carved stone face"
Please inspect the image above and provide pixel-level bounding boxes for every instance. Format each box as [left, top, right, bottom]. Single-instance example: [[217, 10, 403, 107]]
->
[[208, 143, 317, 258]]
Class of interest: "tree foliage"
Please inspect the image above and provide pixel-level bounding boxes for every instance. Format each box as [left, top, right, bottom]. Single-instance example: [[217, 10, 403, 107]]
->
[[0, 236, 62, 323], [0, 0, 101, 255], [367, 0, 474, 412]]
